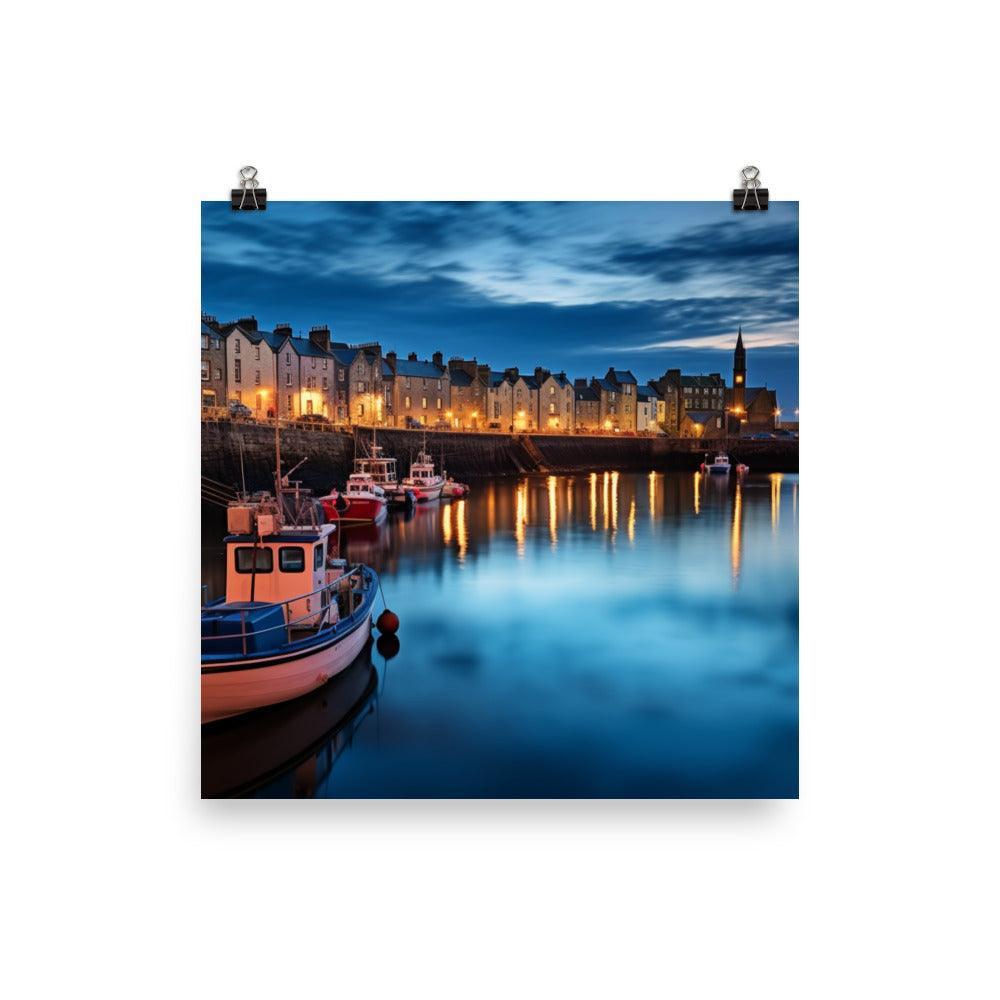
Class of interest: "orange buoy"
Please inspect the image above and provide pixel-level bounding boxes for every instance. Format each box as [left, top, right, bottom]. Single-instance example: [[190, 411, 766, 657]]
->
[[376, 609, 400, 635]]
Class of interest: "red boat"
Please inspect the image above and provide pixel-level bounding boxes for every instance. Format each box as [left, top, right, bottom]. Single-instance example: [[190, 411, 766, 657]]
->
[[321, 473, 388, 525]]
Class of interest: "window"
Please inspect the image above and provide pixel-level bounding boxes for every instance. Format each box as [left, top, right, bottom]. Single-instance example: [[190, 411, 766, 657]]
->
[[422, 378, 427, 388], [493, 401, 500, 418], [312, 358, 317, 368], [286, 352, 291, 366], [323, 359, 328, 370], [405, 377, 411, 389], [286, 396, 293, 414], [201, 360, 210, 381], [255, 345, 261, 360], [314, 545, 324, 571], [357, 382, 365, 393], [421, 397, 427, 409], [212, 337, 221, 349], [279, 547, 305, 572], [285, 373, 291, 386], [215, 368, 222, 380], [550, 386, 555, 395], [404, 396, 411, 408], [234, 339, 241, 354], [235, 547, 273, 573], [549, 402, 556, 414], [254, 370, 261, 385], [338, 369, 345, 381], [357, 403, 364, 416], [436, 398, 442, 410], [322, 376, 328, 389], [306, 399, 314, 415], [201, 335, 209, 350], [438, 379, 442, 390], [234, 359, 242, 383]]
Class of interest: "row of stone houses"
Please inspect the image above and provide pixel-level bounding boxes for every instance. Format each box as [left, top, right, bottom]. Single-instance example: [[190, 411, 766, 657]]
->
[[201, 315, 779, 435]]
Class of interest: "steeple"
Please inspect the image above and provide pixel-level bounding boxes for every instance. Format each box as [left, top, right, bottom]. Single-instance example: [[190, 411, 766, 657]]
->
[[732, 325, 746, 414]]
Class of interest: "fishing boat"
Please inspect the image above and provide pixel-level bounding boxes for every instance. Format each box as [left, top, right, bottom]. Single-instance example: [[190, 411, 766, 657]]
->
[[352, 434, 415, 509], [201, 444, 380, 724], [706, 452, 732, 475], [320, 472, 388, 525], [442, 478, 470, 499], [402, 447, 445, 502]]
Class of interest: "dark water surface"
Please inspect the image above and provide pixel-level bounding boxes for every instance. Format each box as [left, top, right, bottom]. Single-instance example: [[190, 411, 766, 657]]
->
[[202, 471, 798, 797]]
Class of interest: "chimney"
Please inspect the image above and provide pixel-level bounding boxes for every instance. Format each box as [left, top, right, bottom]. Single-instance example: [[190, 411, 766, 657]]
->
[[309, 324, 331, 352], [432, 350, 443, 367], [274, 322, 293, 338], [408, 352, 418, 361], [534, 366, 549, 382], [504, 366, 519, 379], [574, 377, 588, 388], [237, 316, 258, 332], [386, 350, 397, 372]]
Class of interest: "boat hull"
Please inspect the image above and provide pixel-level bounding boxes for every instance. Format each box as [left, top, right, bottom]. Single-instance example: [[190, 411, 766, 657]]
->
[[201, 613, 373, 724], [404, 480, 444, 502], [708, 465, 731, 474], [321, 496, 387, 525]]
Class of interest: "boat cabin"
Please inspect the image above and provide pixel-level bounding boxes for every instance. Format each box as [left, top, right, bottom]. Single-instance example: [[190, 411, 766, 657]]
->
[[354, 446, 399, 486], [406, 451, 439, 487], [345, 473, 386, 498], [224, 521, 340, 627]]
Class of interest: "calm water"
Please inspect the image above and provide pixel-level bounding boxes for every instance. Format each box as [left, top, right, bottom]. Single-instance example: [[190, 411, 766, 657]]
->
[[202, 470, 798, 797]]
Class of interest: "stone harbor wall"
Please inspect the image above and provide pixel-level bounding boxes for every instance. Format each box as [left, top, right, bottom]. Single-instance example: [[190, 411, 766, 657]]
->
[[201, 421, 798, 493]]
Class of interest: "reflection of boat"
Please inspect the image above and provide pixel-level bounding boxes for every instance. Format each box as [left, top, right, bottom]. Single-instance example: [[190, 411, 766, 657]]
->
[[201, 442, 379, 724], [402, 449, 444, 502], [320, 472, 388, 525], [202, 641, 379, 797], [705, 452, 731, 475]]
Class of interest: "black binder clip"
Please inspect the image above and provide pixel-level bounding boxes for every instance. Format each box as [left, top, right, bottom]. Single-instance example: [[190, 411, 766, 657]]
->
[[733, 165, 768, 211], [231, 166, 266, 211]]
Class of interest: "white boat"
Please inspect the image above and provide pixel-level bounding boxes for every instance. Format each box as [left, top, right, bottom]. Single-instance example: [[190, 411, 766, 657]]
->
[[402, 449, 445, 502], [707, 452, 731, 474], [202, 452, 379, 724], [442, 478, 470, 499]]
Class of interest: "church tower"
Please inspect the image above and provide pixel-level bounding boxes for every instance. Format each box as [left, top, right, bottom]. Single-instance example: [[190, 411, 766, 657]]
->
[[732, 325, 746, 414]]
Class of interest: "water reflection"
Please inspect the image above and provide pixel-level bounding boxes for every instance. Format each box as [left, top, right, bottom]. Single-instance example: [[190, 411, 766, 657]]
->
[[201, 470, 799, 797]]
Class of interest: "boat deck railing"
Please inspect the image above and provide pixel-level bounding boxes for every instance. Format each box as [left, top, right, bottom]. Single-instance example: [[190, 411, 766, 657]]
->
[[202, 564, 371, 656]]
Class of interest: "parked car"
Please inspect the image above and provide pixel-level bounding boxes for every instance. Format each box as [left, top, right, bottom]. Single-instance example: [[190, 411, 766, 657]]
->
[[228, 400, 253, 421], [405, 416, 423, 428], [295, 413, 331, 426]]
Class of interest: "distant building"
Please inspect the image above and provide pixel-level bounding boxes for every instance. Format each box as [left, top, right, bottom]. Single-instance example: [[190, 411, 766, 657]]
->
[[508, 369, 539, 431], [447, 358, 490, 429], [603, 369, 639, 431], [488, 371, 515, 430], [384, 350, 449, 427], [651, 369, 726, 435], [200, 315, 226, 412], [573, 380, 600, 431], [219, 317, 278, 417], [591, 376, 620, 431], [636, 384, 662, 433], [646, 380, 666, 428], [679, 410, 725, 439], [724, 326, 778, 434], [535, 368, 574, 431]]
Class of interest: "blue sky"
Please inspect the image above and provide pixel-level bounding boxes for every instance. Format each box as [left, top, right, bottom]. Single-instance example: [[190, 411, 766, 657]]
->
[[202, 201, 798, 411]]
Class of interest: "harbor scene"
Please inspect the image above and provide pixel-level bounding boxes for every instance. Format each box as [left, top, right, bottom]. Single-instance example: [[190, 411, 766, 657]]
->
[[201, 200, 799, 797]]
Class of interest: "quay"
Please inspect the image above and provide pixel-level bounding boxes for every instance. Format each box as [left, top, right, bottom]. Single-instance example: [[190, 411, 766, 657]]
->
[[202, 420, 798, 496]]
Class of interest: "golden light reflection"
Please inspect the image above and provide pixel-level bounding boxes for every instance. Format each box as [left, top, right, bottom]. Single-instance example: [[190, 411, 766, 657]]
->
[[589, 472, 597, 531], [610, 471, 619, 534], [693, 471, 701, 516], [627, 499, 636, 544], [547, 475, 558, 547], [648, 471, 656, 522], [792, 482, 798, 523], [770, 472, 784, 534], [456, 499, 467, 562], [442, 501, 453, 546], [730, 480, 743, 586], [487, 484, 496, 534], [566, 478, 573, 518], [515, 480, 528, 556], [602, 471, 610, 532]]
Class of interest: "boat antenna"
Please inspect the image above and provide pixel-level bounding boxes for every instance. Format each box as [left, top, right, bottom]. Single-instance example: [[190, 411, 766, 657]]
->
[[238, 435, 247, 497]]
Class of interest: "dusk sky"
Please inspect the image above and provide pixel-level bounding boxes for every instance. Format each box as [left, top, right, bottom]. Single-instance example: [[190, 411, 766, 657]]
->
[[202, 201, 798, 411]]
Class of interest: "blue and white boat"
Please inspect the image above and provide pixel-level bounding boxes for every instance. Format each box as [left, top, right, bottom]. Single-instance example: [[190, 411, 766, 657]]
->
[[707, 452, 732, 474], [201, 478, 380, 724]]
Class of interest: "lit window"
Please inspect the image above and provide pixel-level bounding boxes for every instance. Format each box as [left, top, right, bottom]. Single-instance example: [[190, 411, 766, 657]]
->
[[436, 398, 442, 409], [422, 397, 427, 409], [201, 361, 210, 381], [404, 396, 411, 408]]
